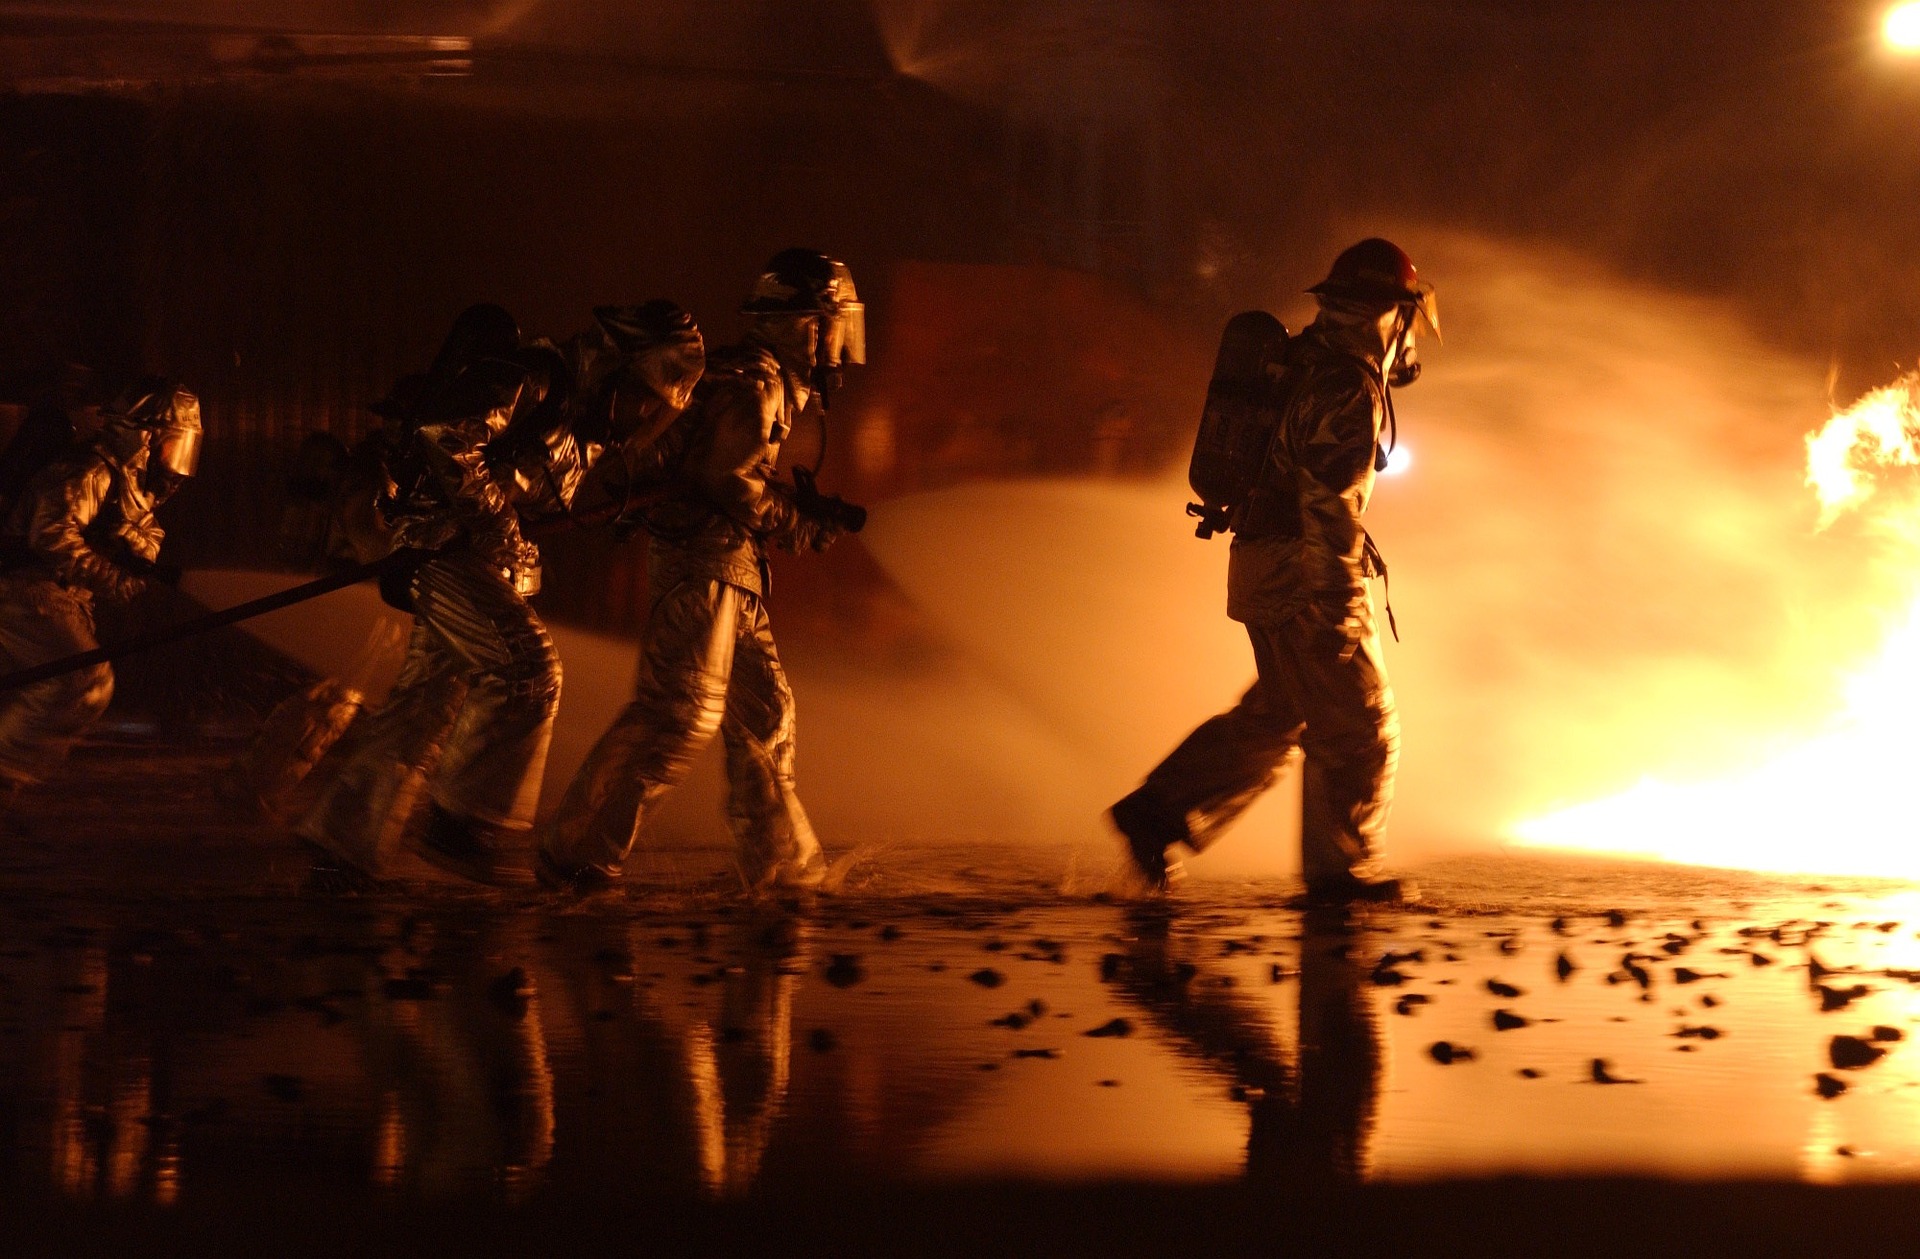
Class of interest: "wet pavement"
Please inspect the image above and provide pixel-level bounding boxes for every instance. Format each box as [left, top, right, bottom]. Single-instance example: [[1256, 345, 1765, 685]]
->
[[13, 736, 1920, 1251]]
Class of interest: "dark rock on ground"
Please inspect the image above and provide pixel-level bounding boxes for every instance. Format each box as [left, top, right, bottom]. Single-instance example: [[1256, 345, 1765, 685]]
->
[[825, 954, 867, 988], [1815, 1073, 1848, 1098], [1085, 1018, 1133, 1038], [1428, 1041, 1475, 1064], [1672, 967, 1724, 984], [1486, 979, 1522, 998], [807, 1028, 837, 1053], [1589, 1058, 1641, 1084], [1830, 1035, 1887, 1070], [1818, 983, 1869, 1011], [1492, 1009, 1530, 1031], [969, 968, 1006, 988]]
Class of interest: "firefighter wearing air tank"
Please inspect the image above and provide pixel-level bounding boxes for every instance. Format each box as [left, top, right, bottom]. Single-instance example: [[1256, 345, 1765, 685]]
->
[[0, 379, 202, 804], [1110, 238, 1437, 902], [295, 302, 705, 888], [538, 249, 869, 895]]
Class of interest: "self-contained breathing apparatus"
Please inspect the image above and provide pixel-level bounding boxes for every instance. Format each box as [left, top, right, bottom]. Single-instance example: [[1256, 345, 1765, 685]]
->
[[1184, 238, 1436, 542]]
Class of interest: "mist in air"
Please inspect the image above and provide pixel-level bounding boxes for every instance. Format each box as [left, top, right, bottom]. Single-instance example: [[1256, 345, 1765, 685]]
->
[[861, 232, 1895, 871]]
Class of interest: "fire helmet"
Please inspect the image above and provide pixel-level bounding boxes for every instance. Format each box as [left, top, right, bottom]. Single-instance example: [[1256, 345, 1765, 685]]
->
[[593, 299, 706, 412], [104, 376, 202, 479], [427, 302, 521, 385], [742, 249, 865, 369], [1308, 238, 1439, 339]]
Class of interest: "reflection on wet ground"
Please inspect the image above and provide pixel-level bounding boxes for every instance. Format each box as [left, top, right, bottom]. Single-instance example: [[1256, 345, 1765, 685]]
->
[[14, 741, 1920, 1228]]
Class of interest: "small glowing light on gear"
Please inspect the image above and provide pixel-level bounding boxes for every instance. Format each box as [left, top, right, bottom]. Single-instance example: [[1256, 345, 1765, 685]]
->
[[1381, 445, 1413, 476], [1886, 2, 1920, 51]]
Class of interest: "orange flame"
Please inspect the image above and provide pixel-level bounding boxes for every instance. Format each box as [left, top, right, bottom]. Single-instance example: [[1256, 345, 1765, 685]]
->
[[1805, 369, 1920, 528], [1512, 369, 1920, 876]]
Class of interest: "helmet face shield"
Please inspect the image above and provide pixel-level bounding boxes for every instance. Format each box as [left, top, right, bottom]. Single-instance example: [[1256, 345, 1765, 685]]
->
[[151, 391, 202, 479], [822, 301, 866, 368], [1410, 285, 1440, 341]]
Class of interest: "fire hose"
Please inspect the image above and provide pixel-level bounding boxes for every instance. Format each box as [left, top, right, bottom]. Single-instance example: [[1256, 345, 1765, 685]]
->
[[0, 496, 636, 697], [0, 460, 868, 696]]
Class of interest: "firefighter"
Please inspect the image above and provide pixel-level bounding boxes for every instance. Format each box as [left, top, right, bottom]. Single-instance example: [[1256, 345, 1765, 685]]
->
[[1110, 238, 1437, 902], [0, 379, 201, 804], [537, 249, 868, 896], [294, 303, 704, 890]]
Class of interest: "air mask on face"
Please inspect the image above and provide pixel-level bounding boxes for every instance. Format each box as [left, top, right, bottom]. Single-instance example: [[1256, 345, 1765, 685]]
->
[[1388, 315, 1422, 390], [810, 299, 866, 408]]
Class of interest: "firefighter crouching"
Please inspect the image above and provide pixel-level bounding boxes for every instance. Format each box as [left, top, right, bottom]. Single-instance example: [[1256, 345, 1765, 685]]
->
[[0, 380, 201, 805], [537, 249, 869, 895], [1111, 238, 1437, 903]]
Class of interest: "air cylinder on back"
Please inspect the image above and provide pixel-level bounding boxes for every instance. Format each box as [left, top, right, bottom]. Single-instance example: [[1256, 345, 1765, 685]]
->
[[1186, 310, 1288, 538]]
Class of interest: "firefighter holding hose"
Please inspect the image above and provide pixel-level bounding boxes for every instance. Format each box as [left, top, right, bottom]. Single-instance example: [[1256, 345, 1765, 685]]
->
[[0, 378, 202, 809], [1110, 239, 1436, 902], [294, 302, 705, 890], [536, 249, 868, 896]]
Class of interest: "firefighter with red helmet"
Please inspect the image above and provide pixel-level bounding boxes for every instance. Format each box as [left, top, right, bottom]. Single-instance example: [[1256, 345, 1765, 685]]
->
[[1111, 238, 1437, 901], [0, 378, 201, 804], [537, 248, 868, 895]]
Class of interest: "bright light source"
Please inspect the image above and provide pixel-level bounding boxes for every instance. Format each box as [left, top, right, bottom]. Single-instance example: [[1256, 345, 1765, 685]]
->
[[1886, 2, 1920, 51], [1381, 445, 1412, 476]]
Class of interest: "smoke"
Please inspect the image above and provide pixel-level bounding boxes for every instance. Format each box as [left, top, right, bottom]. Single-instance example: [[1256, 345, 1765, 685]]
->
[[187, 569, 1102, 861], [862, 231, 1895, 868]]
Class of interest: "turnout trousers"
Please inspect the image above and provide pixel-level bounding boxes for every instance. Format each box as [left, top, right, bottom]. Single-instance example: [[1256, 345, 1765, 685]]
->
[[298, 551, 560, 872], [0, 575, 113, 788], [1138, 602, 1398, 885], [541, 577, 824, 890]]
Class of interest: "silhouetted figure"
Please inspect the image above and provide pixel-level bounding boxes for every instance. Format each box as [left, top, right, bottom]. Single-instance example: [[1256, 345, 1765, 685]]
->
[[0, 379, 201, 806], [1111, 239, 1438, 901]]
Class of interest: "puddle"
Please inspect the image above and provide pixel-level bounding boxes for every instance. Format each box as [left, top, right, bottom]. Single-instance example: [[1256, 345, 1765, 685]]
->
[[7, 758, 1920, 1210]]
